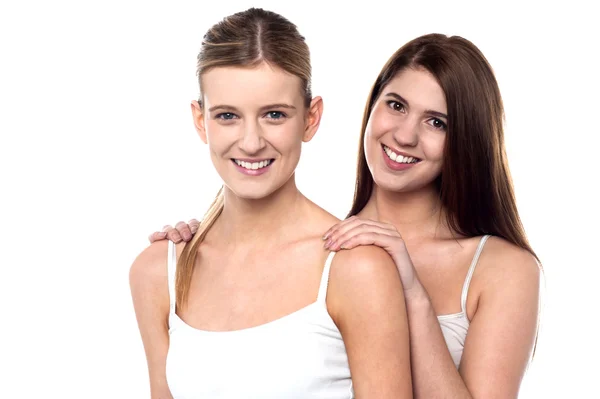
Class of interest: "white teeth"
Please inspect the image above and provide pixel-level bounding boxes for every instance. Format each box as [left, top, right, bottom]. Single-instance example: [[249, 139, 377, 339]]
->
[[383, 145, 419, 164], [234, 159, 272, 170]]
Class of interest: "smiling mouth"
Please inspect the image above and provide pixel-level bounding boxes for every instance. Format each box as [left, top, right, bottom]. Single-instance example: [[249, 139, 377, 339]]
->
[[231, 158, 275, 171], [382, 145, 421, 164]]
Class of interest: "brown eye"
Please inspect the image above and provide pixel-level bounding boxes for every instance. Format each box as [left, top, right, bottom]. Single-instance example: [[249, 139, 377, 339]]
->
[[386, 100, 405, 112], [428, 118, 447, 130]]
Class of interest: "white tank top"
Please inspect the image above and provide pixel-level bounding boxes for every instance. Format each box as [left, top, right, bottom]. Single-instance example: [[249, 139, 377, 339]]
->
[[165, 241, 354, 398], [437, 235, 490, 367]]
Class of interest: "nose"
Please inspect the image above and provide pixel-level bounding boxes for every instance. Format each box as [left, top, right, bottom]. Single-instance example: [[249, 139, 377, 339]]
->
[[238, 121, 266, 154], [392, 118, 419, 147]]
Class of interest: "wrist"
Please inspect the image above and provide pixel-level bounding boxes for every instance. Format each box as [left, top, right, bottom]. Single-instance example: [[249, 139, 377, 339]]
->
[[404, 280, 433, 313]]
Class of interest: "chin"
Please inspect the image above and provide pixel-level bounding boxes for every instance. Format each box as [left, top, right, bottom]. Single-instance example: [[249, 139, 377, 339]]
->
[[371, 169, 436, 194], [374, 178, 413, 193], [228, 187, 277, 200], [225, 179, 287, 201]]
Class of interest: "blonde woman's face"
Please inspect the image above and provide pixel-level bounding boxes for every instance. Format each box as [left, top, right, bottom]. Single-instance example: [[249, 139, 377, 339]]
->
[[364, 67, 448, 193], [192, 62, 322, 200]]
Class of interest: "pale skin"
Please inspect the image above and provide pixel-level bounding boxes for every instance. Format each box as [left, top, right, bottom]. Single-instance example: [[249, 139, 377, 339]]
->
[[152, 68, 541, 398], [130, 62, 413, 398]]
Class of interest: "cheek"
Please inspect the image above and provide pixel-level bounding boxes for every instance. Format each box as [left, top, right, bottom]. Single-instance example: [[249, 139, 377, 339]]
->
[[363, 126, 377, 166], [424, 134, 445, 162], [204, 123, 232, 150], [366, 106, 393, 139], [266, 122, 305, 152], [364, 110, 388, 153]]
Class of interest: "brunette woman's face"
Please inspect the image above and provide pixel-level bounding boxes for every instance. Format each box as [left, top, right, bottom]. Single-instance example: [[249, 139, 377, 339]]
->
[[364, 67, 447, 193]]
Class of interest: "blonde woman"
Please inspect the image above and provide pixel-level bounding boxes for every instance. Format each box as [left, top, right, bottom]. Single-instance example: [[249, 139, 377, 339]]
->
[[130, 8, 412, 399]]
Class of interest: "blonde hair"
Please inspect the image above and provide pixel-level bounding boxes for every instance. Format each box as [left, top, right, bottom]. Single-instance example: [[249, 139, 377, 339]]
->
[[175, 187, 223, 306], [176, 8, 312, 307]]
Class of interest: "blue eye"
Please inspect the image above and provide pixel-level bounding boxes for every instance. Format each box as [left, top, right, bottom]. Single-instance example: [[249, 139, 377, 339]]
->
[[265, 111, 286, 119], [216, 112, 237, 120]]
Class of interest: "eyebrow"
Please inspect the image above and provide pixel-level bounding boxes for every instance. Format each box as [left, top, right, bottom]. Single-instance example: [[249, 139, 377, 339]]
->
[[208, 103, 297, 113], [384, 92, 448, 120]]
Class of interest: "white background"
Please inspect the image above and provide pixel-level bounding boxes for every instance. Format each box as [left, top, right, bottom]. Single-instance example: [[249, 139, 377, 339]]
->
[[1, 0, 598, 397]]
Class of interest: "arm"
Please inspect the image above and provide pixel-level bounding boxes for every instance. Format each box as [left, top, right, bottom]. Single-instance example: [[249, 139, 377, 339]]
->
[[129, 241, 174, 399], [324, 218, 540, 398], [406, 238, 540, 398], [327, 246, 413, 398]]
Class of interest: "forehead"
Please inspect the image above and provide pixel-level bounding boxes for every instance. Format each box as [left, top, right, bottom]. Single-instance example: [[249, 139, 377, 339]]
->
[[383, 68, 447, 113], [201, 62, 304, 108]]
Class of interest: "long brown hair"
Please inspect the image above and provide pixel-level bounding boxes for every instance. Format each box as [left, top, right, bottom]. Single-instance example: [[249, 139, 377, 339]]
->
[[176, 8, 313, 308], [348, 33, 538, 260]]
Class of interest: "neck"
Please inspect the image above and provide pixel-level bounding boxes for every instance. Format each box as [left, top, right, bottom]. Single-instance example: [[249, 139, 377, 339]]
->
[[212, 174, 305, 246], [362, 183, 449, 241]]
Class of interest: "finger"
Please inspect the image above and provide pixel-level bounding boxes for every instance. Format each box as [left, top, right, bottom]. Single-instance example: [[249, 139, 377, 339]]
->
[[323, 216, 368, 242], [338, 231, 397, 251], [148, 231, 167, 243], [188, 219, 200, 234], [328, 224, 398, 251], [175, 221, 193, 241], [325, 218, 394, 246], [163, 225, 182, 243], [322, 216, 357, 240]]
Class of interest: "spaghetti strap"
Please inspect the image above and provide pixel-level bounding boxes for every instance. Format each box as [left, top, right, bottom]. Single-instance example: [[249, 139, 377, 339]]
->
[[167, 240, 177, 315], [316, 251, 336, 303], [460, 235, 490, 313]]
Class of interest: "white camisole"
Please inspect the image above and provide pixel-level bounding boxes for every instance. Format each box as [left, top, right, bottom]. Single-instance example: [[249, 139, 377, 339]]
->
[[165, 242, 354, 398], [437, 235, 490, 367]]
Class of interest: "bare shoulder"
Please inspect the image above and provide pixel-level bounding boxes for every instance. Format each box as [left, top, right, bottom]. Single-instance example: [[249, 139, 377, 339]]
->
[[327, 245, 405, 320], [477, 236, 541, 300], [129, 240, 186, 288], [473, 237, 541, 311], [330, 245, 400, 285], [129, 241, 170, 284]]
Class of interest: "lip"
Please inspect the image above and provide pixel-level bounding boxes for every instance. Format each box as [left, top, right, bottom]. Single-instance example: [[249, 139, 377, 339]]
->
[[381, 145, 420, 171], [233, 157, 273, 163], [231, 159, 275, 176]]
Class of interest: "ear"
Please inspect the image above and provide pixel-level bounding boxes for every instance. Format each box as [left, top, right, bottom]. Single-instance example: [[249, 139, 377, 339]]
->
[[191, 100, 207, 144], [302, 96, 324, 143]]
